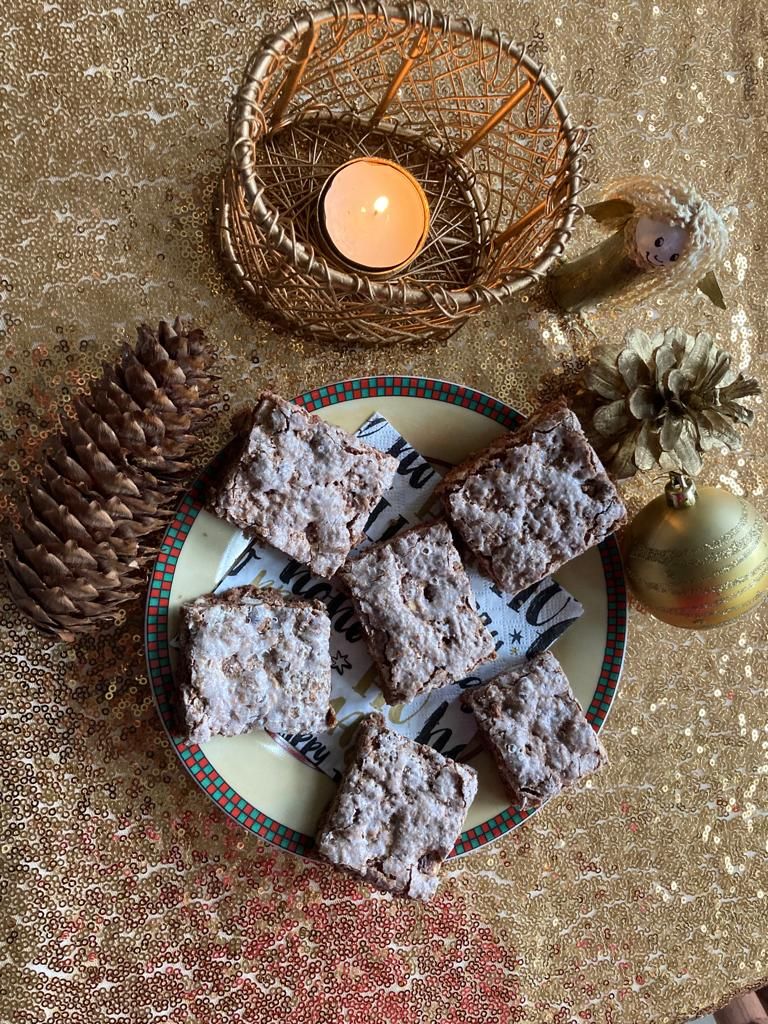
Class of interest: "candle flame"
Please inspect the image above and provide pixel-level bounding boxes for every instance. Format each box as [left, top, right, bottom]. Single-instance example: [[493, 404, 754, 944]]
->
[[373, 195, 389, 214]]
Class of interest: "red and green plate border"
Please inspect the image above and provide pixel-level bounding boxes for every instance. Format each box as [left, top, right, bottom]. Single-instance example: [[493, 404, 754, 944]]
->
[[146, 376, 627, 858]]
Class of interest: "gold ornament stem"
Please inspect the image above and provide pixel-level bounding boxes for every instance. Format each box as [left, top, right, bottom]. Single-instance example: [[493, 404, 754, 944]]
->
[[550, 229, 641, 311], [665, 472, 697, 508]]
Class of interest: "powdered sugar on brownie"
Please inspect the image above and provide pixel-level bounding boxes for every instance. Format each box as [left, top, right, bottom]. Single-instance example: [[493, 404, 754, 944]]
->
[[210, 393, 397, 578], [337, 521, 496, 704], [177, 586, 331, 744], [437, 402, 626, 595], [462, 651, 606, 808], [316, 714, 477, 899]]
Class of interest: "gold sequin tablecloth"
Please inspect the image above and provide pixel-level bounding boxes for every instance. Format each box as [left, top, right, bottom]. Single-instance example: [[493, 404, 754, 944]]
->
[[1, 1, 766, 1021]]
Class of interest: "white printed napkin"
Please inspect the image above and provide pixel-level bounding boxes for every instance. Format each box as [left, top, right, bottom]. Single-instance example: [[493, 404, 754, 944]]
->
[[215, 413, 583, 781]]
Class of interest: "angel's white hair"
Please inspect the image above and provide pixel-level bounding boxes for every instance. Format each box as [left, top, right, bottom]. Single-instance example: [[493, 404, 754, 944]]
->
[[599, 176, 733, 302]]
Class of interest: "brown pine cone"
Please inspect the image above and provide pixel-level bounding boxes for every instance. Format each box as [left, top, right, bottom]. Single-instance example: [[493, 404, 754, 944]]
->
[[3, 317, 219, 642]]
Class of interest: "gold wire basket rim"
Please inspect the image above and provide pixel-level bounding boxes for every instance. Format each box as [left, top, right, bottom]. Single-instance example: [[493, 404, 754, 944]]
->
[[228, 0, 585, 311]]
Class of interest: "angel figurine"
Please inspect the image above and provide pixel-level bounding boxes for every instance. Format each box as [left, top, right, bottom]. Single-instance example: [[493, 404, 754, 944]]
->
[[550, 176, 736, 312]]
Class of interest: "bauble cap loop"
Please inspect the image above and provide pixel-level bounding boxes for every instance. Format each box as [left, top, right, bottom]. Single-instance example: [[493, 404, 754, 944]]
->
[[664, 472, 697, 509]]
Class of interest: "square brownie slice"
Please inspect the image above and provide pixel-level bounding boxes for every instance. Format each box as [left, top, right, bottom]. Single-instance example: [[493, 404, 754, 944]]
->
[[436, 401, 626, 595], [336, 520, 496, 705], [175, 585, 332, 744], [209, 392, 398, 578], [316, 713, 477, 899], [461, 651, 607, 808]]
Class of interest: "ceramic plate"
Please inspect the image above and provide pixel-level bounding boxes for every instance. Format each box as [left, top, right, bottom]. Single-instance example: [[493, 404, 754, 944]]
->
[[146, 376, 627, 858]]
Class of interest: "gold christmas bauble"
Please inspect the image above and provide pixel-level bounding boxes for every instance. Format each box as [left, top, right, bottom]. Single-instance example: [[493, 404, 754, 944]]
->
[[623, 473, 768, 628]]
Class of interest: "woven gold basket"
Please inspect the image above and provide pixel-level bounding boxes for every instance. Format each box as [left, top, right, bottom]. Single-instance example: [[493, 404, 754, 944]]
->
[[217, 1, 585, 344]]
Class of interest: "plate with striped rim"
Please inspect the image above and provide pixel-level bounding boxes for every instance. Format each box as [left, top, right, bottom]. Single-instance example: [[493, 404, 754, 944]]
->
[[145, 376, 627, 857]]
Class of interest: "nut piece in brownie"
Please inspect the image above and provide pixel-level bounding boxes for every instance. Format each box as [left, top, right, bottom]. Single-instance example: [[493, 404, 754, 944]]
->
[[209, 392, 398, 578], [316, 713, 477, 899], [337, 520, 496, 705], [435, 400, 626, 595], [461, 651, 607, 808], [176, 585, 331, 744]]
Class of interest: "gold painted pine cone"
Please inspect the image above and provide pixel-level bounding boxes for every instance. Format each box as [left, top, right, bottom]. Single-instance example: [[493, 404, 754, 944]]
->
[[3, 318, 218, 643], [585, 326, 761, 479]]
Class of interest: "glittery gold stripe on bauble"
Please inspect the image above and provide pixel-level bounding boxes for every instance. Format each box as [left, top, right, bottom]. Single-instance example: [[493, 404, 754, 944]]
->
[[623, 473, 768, 629]]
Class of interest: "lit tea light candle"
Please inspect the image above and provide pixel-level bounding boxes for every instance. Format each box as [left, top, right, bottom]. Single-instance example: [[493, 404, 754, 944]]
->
[[318, 157, 429, 275]]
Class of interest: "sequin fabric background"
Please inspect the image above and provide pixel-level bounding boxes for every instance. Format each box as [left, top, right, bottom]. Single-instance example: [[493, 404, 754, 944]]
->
[[1, 1, 766, 1021]]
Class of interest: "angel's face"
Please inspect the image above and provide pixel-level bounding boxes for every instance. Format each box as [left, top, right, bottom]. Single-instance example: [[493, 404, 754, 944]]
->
[[634, 217, 689, 269]]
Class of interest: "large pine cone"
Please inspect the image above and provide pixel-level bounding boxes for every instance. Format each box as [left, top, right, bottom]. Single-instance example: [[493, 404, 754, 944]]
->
[[3, 318, 218, 642]]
